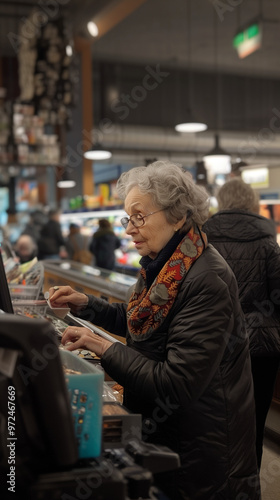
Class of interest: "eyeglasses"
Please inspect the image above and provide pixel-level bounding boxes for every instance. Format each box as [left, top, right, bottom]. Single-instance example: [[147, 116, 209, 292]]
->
[[120, 209, 165, 229]]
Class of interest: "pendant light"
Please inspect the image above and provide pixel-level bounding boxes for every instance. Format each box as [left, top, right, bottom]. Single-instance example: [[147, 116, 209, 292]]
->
[[203, 134, 231, 174], [87, 21, 99, 38], [175, 0, 207, 133], [231, 158, 248, 176], [84, 143, 112, 160], [203, 6, 230, 176], [83, 36, 112, 161], [57, 169, 76, 188]]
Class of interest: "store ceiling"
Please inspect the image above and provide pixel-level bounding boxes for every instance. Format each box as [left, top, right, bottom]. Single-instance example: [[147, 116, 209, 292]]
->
[[1, 0, 280, 167], [1, 0, 280, 78], [93, 0, 280, 79]]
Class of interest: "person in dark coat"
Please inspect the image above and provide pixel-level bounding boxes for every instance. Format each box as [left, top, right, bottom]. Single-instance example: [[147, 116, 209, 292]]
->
[[37, 209, 68, 260], [21, 210, 48, 243], [203, 177, 280, 468], [89, 218, 120, 270], [49, 161, 260, 500]]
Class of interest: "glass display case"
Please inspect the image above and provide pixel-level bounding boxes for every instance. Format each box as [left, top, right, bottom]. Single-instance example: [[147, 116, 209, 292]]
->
[[43, 259, 137, 304]]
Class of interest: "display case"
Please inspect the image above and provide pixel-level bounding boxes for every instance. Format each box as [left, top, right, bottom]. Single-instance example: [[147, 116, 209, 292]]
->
[[43, 259, 136, 343], [60, 210, 141, 274], [43, 259, 137, 305]]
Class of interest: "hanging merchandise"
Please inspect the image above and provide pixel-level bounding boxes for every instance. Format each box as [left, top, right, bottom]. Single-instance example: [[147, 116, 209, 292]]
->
[[17, 11, 77, 127], [17, 13, 38, 103]]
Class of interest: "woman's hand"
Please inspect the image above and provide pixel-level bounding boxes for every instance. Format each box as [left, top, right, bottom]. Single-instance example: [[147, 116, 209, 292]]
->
[[48, 285, 89, 312], [61, 326, 112, 356]]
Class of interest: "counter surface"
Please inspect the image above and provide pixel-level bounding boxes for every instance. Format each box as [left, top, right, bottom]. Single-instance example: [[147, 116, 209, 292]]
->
[[43, 260, 137, 303]]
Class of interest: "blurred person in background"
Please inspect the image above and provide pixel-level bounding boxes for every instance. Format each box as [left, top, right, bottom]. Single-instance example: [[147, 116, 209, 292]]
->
[[21, 210, 48, 243], [14, 234, 38, 264], [203, 177, 280, 468], [89, 218, 120, 270], [66, 223, 92, 265], [49, 161, 260, 500], [37, 209, 68, 260]]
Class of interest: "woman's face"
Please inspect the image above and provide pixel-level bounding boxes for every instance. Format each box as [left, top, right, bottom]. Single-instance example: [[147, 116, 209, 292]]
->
[[124, 186, 177, 260]]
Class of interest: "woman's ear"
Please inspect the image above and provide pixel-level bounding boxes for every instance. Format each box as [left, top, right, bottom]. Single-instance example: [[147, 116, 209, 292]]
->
[[176, 215, 187, 231]]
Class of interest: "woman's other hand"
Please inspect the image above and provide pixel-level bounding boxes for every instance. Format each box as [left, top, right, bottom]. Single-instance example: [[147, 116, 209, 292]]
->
[[48, 285, 89, 311], [61, 326, 112, 356]]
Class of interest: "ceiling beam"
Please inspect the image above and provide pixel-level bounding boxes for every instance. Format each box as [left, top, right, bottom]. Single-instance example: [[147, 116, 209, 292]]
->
[[92, 0, 148, 39], [0, 1, 36, 5]]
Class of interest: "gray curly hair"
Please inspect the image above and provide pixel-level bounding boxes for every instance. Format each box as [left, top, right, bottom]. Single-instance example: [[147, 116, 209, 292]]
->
[[116, 160, 210, 231], [217, 178, 259, 212]]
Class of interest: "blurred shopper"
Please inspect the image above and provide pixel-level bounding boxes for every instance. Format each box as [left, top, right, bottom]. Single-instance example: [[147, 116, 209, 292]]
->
[[66, 223, 92, 265], [14, 234, 38, 264], [203, 178, 280, 468], [49, 161, 260, 500], [38, 209, 68, 260], [89, 219, 120, 270], [21, 210, 48, 243]]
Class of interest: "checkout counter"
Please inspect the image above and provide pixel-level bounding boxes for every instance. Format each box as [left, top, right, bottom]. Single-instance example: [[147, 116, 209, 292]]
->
[[0, 305, 180, 500], [43, 259, 137, 304], [42, 260, 137, 345], [43, 259, 280, 434]]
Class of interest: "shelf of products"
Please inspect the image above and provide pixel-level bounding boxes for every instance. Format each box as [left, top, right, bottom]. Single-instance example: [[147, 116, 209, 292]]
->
[[60, 210, 141, 273], [14, 103, 61, 165], [0, 101, 61, 166]]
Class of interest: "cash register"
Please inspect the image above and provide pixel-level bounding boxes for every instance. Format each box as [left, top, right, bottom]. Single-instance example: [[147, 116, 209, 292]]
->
[[0, 250, 180, 500]]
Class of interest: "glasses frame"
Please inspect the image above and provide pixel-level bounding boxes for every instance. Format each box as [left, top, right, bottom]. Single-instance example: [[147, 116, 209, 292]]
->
[[120, 209, 165, 229]]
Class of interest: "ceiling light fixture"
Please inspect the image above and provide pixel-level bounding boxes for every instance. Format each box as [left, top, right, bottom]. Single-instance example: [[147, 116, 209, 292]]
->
[[231, 157, 248, 176], [175, 109, 208, 133], [57, 169, 76, 188], [57, 179, 76, 188], [66, 44, 73, 57], [203, 134, 231, 174], [84, 143, 112, 160], [203, 7, 231, 180], [175, 0, 207, 133], [87, 21, 99, 37]]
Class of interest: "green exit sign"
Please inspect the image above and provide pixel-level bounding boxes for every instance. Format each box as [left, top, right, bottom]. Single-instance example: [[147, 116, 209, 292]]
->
[[233, 23, 262, 59]]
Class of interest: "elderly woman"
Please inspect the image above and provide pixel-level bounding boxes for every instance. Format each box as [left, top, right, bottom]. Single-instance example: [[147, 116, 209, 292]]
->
[[49, 161, 260, 500], [203, 177, 280, 468]]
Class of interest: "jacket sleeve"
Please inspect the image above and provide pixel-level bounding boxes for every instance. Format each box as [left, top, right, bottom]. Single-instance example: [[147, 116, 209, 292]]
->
[[101, 271, 241, 408], [265, 238, 280, 308], [77, 294, 128, 337]]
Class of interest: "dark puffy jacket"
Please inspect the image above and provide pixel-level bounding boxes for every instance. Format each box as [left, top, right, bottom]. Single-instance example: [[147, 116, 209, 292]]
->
[[80, 245, 260, 499], [38, 219, 65, 257], [89, 228, 120, 270], [203, 209, 280, 357]]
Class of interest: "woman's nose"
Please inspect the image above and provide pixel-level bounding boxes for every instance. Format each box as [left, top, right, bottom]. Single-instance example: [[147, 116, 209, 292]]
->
[[126, 220, 138, 235]]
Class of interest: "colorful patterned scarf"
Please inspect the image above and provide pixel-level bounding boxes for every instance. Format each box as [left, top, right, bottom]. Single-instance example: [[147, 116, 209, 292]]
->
[[127, 226, 208, 340]]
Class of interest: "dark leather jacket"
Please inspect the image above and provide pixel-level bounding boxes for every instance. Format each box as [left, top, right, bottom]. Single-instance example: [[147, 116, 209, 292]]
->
[[80, 244, 260, 499], [204, 209, 280, 357]]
